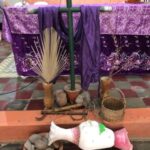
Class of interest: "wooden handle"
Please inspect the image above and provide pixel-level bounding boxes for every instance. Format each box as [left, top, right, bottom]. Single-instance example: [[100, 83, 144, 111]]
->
[[42, 103, 83, 114]]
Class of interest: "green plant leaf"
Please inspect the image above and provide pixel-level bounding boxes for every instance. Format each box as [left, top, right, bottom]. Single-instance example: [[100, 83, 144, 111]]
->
[[99, 123, 106, 134]]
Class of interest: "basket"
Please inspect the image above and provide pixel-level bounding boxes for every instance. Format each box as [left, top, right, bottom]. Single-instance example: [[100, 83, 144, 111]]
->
[[101, 88, 126, 122]]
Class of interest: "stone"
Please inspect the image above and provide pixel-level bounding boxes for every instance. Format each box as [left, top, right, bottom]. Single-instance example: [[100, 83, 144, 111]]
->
[[34, 138, 48, 150], [75, 94, 84, 104], [24, 140, 34, 150], [81, 91, 91, 103], [75, 91, 91, 105], [55, 90, 67, 107], [29, 134, 41, 144], [44, 133, 49, 139], [40, 133, 49, 139]]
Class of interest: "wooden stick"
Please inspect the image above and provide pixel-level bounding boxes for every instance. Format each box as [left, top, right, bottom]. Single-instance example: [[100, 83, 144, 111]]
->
[[41, 111, 88, 115], [42, 104, 83, 114]]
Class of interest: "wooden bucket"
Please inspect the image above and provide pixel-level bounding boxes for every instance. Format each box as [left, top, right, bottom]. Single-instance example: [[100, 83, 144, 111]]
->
[[101, 88, 126, 122]]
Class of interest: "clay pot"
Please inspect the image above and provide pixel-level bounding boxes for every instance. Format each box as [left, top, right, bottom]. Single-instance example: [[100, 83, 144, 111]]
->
[[64, 84, 81, 104], [42, 83, 54, 109], [100, 76, 113, 100]]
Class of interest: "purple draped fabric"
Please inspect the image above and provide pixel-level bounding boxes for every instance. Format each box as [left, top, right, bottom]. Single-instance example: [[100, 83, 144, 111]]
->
[[38, 6, 67, 42], [80, 6, 100, 89]]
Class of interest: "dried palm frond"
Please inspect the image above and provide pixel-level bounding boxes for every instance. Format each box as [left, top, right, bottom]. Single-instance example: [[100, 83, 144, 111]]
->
[[31, 27, 67, 83]]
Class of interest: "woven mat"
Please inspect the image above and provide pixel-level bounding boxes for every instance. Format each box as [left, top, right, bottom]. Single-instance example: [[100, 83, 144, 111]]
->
[[0, 53, 18, 78]]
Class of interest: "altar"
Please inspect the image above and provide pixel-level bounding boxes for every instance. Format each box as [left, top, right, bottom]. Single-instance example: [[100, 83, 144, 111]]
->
[[2, 4, 150, 86]]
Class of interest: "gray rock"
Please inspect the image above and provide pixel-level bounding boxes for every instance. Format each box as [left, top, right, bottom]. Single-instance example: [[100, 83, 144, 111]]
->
[[34, 138, 48, 150], [55, 90, 67, 107], [40, 132, 49, 139], [29, 134, 41, 144], [75, 94, 84, 104], [81, 91, 91, 103], [75, 91, 91, 105], [24, 140, 34, 150], [44, 133, 49, 139]]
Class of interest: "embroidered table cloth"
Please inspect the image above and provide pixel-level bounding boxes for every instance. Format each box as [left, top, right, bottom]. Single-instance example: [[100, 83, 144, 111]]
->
[[2, 4, 150, 89]]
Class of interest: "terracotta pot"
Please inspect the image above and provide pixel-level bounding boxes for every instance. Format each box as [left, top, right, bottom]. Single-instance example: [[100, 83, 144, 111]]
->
[[64, 84, 81, 104], [42, 83, 54, 109], [100, 76, 113, 100]]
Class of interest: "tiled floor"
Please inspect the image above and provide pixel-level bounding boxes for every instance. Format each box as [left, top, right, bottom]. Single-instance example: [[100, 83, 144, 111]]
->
[[0, 41, 150, 111], [0, 42, 150, 150]]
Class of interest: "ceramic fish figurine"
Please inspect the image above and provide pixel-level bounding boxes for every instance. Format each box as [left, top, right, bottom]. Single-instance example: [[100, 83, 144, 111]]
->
[[48, 120, 133, 150]]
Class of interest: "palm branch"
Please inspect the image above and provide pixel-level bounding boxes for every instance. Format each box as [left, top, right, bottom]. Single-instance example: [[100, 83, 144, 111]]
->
[[31, 27, 67, 83]]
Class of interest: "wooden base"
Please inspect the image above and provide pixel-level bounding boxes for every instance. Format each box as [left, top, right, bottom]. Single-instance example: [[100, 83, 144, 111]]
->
[[0, 108, 150, 142]]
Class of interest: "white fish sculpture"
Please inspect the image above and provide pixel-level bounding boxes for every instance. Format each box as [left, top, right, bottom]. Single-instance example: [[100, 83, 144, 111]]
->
[[49, 120, 133, 150]]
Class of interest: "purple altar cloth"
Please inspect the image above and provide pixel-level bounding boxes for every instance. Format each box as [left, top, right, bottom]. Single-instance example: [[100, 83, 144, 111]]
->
[[3, 3, 150, 42], [1, 4, 150, 90]]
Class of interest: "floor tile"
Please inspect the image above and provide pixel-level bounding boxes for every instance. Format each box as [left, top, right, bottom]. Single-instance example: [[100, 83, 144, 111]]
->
[[53, 82, 66, 91], [112, 75, 128, 81], [5, 100, 28, 110], [35, 83, 43, 91], [0, 143, 23, 150], [0, 101, 10, 110], [27, 99, 44, 110], [143, 98, 150, 106], [31, 90, 44, 99], [19, 82, 36, 91], [15, 91, 32, 100], [127, 75, 143, 81], [0, 84, 5, 91], [114, 81, 131, 89], [0, 93, 16, 101], [147, 80, 150, 86], [3, 82, 19, 92], [141, 75, 150, 81], [126, 98, 146, 108], [23, 77, 36, 83], [135, 89, 150, 98], [121, 89, 138, 98], [0, 78, 10, 83], [130, 81, 149, 89]]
